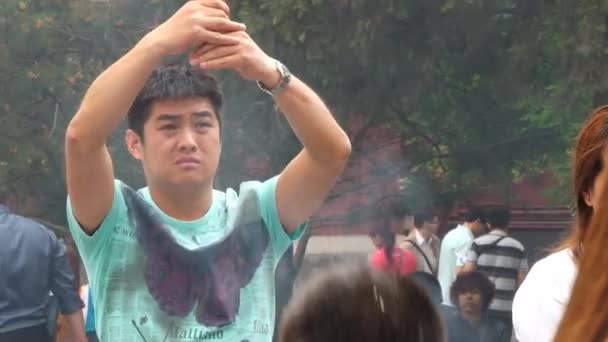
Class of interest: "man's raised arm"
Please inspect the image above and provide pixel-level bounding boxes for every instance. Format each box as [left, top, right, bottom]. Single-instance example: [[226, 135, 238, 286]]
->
[[65, 0, 244, 233], [190, 31, 352, 232], [271, 77, 352, 232]]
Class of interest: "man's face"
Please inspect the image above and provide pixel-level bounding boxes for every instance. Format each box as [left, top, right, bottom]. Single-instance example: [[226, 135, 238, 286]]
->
[[423, 216, 440, 235], [126, 96, 221, 190], [472, 219, 487, 236], [458, 288, 482, 317]]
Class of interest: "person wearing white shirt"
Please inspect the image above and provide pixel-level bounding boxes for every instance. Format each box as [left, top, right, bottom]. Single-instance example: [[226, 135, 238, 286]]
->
[[437, 207, 487, 305]]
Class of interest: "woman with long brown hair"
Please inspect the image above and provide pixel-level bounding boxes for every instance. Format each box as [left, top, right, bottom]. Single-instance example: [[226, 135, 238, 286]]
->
[[512, 105, 608, 341], [553, 166, 608, 341]]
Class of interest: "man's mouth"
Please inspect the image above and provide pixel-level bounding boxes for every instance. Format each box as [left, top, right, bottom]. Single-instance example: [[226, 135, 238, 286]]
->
[[175, 157, 201, 166]]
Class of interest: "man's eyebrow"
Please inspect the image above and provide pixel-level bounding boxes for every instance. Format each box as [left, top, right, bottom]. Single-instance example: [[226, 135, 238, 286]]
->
[[192, 111, 214, 119], [156, 113, 181, 122]]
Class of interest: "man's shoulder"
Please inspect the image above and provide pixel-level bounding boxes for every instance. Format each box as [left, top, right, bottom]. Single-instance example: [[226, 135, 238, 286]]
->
[[503, 235, 525, 250], [0, 213, 55, 246], [473, 233, 500, 244], [445, 226, 472, 243], [9, 213, 53, 236], [443, 226, 461, 239]]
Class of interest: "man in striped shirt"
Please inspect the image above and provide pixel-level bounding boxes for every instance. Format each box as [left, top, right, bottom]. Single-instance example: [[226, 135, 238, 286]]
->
[[462, 206, 528, 333]]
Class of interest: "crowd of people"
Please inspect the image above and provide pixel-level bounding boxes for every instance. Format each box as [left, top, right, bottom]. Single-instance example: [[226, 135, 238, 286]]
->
[[369, 206, 525, 342], [1, 1, 608, 341]]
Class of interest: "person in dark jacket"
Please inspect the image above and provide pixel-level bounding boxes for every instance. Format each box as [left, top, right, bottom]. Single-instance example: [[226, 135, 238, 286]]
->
[[0, 202, 86, 342]]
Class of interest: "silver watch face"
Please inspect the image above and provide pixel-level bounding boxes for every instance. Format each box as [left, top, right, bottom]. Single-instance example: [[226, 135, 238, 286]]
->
[[257, 60, 291, 96], [278, 61, 290, 78]]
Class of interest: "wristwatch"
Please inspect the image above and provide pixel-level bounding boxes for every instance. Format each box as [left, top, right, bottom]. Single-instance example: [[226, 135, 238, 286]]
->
[[257, 59, 292, 96]]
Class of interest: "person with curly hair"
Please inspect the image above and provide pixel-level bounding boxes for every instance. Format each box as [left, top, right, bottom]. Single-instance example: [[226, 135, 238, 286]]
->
[[443, 271, 510, 342]]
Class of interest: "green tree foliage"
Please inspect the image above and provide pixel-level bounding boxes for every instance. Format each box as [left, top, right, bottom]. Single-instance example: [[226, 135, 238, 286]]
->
[[1, 0, 606, 227], [233, 0, 608, 209]]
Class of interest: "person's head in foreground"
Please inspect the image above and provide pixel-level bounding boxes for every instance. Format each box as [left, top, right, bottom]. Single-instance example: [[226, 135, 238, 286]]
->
[[554, 166, 608, 341], [278, 265, 445, 342], [450, 271, 494, 323]]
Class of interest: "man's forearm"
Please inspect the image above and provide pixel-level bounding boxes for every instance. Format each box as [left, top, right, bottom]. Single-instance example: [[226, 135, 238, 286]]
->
[[66, 35, 164, 149], [273, 77, 351, 163], [63, 310, 87, 342]]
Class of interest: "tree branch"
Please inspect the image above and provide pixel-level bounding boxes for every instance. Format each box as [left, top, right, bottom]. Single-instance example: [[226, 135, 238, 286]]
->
[[388, 102, 449, 174]]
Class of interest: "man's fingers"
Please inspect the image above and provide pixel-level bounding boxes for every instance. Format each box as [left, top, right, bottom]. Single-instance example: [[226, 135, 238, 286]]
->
[[197, 7, 228, 19], [192, 18, 244, 46], [200, 17, 246, 34], [194, 0, 230, 15], [197, 29, 241, 46], [190, 43, 216, 60], [199, 54, 238, 70], [190, 45, 240, 65]]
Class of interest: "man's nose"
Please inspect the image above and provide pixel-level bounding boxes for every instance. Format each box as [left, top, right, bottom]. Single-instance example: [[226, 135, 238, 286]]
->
[[178, 129, 197, 152]]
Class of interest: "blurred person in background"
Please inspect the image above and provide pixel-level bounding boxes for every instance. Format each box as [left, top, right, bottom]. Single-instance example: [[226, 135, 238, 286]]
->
[[400, 210, 441, 275], [369, 224, 417, 276], [462, 206, 528, 335], [438, 207, 487, 305], [0, 197, 86, 342], [444, 271, 510, 342]]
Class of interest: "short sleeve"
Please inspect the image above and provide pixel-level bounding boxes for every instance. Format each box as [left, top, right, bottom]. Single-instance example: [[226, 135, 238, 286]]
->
[[66, 179, 127, 263], [466, 242, 479, 263], [255, 176, 307, 256], [455, 240, 473, 267], [519, 257, 529, 273]]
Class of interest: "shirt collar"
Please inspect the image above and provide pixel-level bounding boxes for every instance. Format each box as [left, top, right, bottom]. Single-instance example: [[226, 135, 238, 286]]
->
[[489, 229, 507, 236], [458, 224, 475, 239], [415, 229, 429, 245]]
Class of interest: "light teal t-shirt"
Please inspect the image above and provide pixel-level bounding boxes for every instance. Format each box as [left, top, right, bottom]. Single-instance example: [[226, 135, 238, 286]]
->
[[67, 177, 302, 342], [437, 224, 474, 306]]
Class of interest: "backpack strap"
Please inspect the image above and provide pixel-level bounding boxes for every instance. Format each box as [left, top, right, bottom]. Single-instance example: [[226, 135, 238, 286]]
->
[[405, 239, 436, 275]]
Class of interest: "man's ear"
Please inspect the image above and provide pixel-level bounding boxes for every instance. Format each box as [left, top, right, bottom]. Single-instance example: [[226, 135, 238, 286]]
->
[[125, 129, 144, 160]]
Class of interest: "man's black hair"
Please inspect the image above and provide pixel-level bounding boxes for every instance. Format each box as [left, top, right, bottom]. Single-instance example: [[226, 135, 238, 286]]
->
[[450, 271, 495, 312], [127, 62, 223, 140], [462, 207, 486, 224], [413, 210, 435, 228], [485, 206, 511, 229]]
